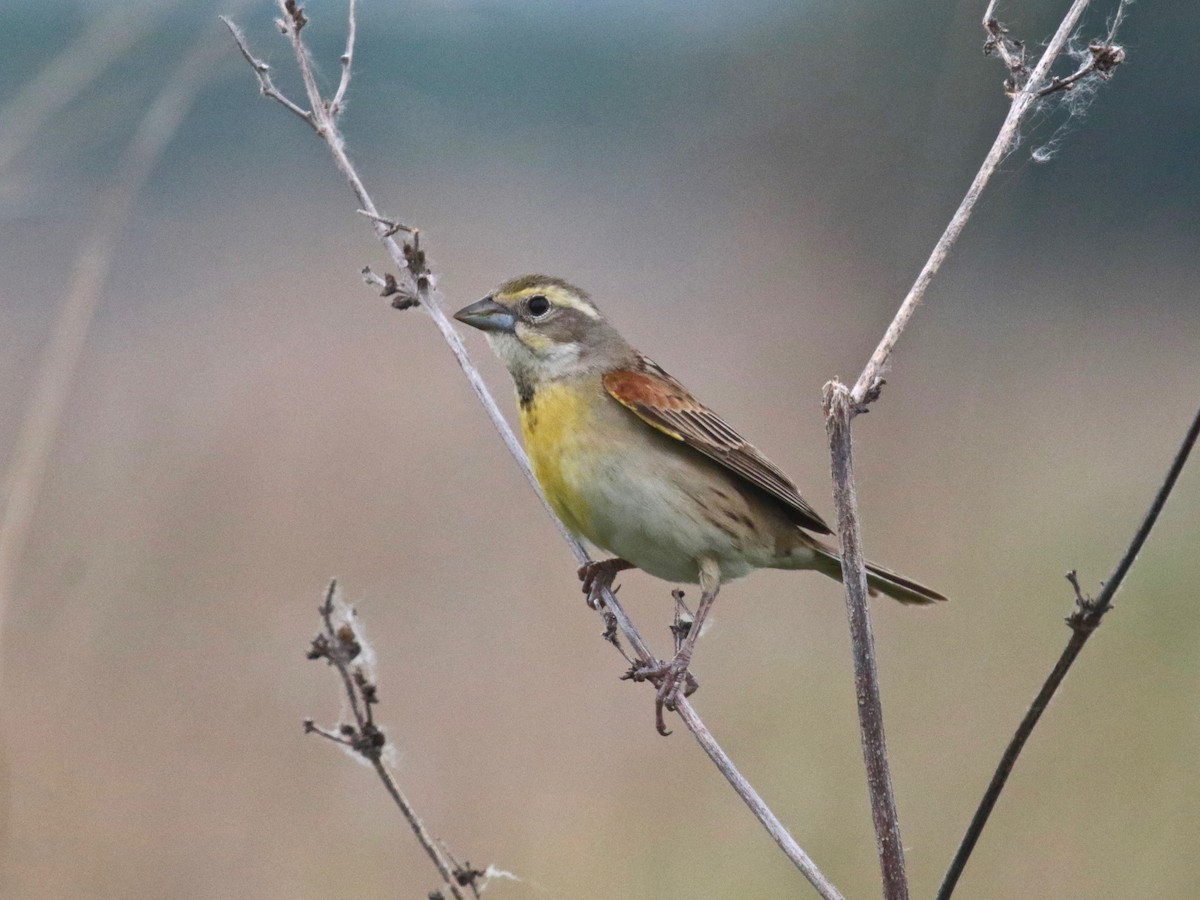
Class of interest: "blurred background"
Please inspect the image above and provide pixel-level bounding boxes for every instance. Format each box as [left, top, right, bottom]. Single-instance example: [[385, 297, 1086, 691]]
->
[[1, 0, 1197, 897]]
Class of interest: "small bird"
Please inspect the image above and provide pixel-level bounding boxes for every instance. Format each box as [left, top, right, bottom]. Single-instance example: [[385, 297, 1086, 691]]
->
[[455, 275, 946, 733]]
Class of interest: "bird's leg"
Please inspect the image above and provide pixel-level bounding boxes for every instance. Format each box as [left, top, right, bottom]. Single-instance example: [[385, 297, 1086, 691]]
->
[[632, 558, 720, 735], [578, 557, 635, 609]]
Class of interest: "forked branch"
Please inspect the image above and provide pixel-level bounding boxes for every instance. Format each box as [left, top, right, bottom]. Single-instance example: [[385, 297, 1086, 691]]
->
[[305, 582, 484, 900], [222, 16, 314, 127], [823, 2, 1129, 897]]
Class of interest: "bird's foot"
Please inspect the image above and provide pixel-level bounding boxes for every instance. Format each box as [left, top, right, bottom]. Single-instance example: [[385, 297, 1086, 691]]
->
[[577, 558, 634, 609], [624, 654, 699, 736]]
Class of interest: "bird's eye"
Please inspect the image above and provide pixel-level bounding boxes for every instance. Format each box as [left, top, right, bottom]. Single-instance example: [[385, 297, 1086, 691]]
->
[[527, 295, 551, 317]]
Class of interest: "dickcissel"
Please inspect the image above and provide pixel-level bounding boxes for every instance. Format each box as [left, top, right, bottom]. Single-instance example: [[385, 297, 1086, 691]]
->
[[455, 275, 945, 733]]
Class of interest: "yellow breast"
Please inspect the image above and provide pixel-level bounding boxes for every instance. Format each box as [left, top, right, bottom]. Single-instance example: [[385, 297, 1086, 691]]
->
[[519, 380, 596, 538]]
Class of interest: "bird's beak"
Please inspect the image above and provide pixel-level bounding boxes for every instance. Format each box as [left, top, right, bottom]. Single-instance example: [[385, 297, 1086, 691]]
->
[[453, 296, 516, 334]]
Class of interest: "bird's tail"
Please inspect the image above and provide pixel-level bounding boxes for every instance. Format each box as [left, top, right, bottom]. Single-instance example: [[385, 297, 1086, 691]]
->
[[812, 542, 948, 606]]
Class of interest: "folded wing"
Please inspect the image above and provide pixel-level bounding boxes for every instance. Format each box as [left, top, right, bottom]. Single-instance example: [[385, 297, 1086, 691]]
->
[[603, 357, 833, 535]]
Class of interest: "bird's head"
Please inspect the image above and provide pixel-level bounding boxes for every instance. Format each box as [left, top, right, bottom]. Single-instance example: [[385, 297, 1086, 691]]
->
[[454, 275, 631, 383]]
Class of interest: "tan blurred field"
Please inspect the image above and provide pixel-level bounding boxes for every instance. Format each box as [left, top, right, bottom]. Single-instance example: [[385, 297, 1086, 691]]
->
[[1, 2, 1198, 898]]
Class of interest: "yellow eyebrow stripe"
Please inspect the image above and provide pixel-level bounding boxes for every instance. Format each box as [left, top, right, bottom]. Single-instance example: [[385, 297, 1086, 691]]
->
[[509, 286, 599, 319]]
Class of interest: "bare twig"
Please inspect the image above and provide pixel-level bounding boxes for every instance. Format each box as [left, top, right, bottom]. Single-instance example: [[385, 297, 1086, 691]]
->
[[603, 581, 843, 900], [1036, 0, 1129, 96], [328, 0, 356, 116], [220, 15, 315, 127], [816, 1, 1132, 897], [0, 29, 229, 688], [823, 383, 908, 900], [851, 0, 1115, 408], [306, 582, 481, 900], [357, 209, 415, 237], [1037, 41, 1126, 96], [362, 265, 420, 309], [223, 3, 542, 506], [982, 2, 1028, 95], [820, 3, 1129, 893], [936, 407, 1200, 899], [224, 5, 842, 896]]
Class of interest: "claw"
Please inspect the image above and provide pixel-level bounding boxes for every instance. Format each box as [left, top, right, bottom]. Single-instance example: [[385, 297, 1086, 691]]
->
[[614, 563, 720, 737], [577, 558, 634, 609], [624, 656, 699, 736], [655, 699, 671, 735]]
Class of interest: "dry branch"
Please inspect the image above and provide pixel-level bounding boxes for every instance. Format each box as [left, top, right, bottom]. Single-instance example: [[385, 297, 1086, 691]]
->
[[936, 407, 1200, 899], [822, 2, 1129, 897], [850, 0, 1126, 405], [305, 582, 483, 900], [823, 382, 907, 899], [223, 5, 842, 897]]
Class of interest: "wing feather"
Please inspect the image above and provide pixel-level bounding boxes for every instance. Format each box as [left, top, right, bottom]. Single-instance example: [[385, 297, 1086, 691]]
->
[[603, 358, 833, 535]]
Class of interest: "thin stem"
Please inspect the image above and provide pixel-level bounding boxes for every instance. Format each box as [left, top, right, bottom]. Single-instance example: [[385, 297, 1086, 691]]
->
[[278, 1, 328, 133], [982, 0, 1027, 88], [824, 2, 1127, 891], [308, 582, 478, 900], [602, 584, 842, 900], [823, 383, 907, 900], [936, 406, 1200, 899], [329, 0, 356, 116], [220, 16, 315, 127], [676, 702, 845, 900], [224, 7, 842, 896], [369, 760, 476, 900], [1090, 415, 1199, 614], [1037, 39, 1126, 98], [850, 0, 1094, 406], [264, 5, 548, 512]]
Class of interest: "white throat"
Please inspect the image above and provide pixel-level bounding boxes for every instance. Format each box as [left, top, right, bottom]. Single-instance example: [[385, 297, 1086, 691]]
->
[[487, 332, 584, 381]]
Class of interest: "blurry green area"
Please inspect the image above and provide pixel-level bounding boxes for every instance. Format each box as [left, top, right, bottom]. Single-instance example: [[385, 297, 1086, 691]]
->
[[1, 1, 1198, 898]]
